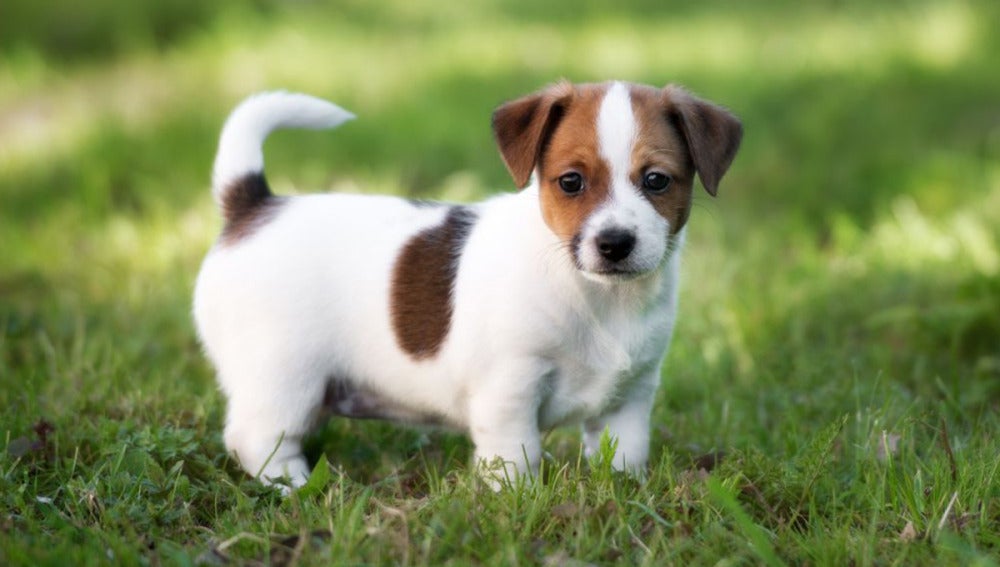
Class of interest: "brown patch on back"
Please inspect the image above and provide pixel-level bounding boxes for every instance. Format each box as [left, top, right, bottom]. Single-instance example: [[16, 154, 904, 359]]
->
[[219, 173, 286, 245], [629, 86, 697, 234], [535, 84, 615, 241], [390, 206, 478, 360]]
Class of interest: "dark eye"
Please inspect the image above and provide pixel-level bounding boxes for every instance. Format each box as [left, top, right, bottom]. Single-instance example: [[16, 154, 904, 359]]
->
[[642, 171, 672, 193], [558, 172, 584, 195]]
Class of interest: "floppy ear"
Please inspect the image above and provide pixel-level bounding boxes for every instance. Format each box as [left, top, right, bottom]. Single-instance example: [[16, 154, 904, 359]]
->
[[665, 85, 743, 196], [491, 82, 574, 189]]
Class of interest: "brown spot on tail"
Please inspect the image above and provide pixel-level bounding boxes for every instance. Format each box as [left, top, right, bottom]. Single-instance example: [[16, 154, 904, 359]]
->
[[219, 173, 285, 245], [390, 206, 477, 359]]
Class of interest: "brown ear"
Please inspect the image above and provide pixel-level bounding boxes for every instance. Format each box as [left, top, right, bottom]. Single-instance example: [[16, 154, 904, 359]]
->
[[491, 82, 574, 188], [665, 85, 743, 196]]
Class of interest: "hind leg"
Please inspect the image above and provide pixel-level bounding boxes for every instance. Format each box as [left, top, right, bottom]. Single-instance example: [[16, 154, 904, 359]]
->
[[219, 362, 327, 490]]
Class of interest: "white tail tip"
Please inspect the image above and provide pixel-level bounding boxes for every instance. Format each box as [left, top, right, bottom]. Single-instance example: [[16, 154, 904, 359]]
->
[[212, 91, 354, 203]]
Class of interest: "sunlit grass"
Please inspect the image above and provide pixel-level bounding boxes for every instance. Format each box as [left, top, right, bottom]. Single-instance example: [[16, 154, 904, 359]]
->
[[865, 197, 999, 275], [2, 0, 999, 564]]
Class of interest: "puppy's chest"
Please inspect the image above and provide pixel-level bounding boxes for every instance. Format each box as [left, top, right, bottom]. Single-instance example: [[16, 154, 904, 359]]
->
[[538, 308, 666, 428]]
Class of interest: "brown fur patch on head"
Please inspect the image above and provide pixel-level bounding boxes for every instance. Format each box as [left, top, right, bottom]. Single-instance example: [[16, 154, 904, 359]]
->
[[390, 206, 478, 360], [629, 85, 697, 234], [219, 173, 286, 245], [495, 81, 741, 241], [535, 83, 615, 241]]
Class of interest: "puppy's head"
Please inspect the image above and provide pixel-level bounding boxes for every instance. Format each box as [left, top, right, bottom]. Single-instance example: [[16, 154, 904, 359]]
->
[[492, 81, 742, 282]]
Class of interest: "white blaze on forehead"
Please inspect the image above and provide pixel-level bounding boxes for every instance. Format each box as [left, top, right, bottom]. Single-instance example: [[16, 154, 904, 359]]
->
[[592, 82, 651, 229], [578, 81, 671, 278], [597, 82, 637, 187]]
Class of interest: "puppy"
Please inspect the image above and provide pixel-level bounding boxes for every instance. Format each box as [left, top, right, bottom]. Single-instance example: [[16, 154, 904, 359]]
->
[[194, 81, 741, 489]]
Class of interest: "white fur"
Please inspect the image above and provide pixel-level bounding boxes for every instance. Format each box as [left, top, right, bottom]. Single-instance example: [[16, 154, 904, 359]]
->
[[194, 88, 684, 489], [212, 92, 354, 203]]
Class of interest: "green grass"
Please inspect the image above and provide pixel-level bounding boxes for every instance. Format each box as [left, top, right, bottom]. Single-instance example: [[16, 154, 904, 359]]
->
[[2, 0, 999, 564]]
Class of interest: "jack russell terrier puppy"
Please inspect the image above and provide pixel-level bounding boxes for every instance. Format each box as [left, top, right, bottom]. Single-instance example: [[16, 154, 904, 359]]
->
[[194, 81, 742, 489]]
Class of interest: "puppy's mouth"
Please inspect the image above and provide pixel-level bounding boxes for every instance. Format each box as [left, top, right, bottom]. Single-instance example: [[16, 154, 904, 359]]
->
[[583, 265, 653, 281]]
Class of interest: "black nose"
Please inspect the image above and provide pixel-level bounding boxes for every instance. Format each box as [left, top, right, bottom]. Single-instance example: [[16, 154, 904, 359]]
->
[[595, 229, 636, 262]]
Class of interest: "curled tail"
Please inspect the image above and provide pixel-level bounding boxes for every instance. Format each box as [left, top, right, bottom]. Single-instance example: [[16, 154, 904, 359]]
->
[[212, 92, 355, 220]]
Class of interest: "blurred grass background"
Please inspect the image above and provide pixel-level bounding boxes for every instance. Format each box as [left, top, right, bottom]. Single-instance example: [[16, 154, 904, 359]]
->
[[1, 0, 999, 564]]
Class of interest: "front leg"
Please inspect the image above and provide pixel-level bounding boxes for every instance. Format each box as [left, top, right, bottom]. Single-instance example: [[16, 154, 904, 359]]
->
[[583, 367, 660, 475], [467, 359, 547, 488]]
